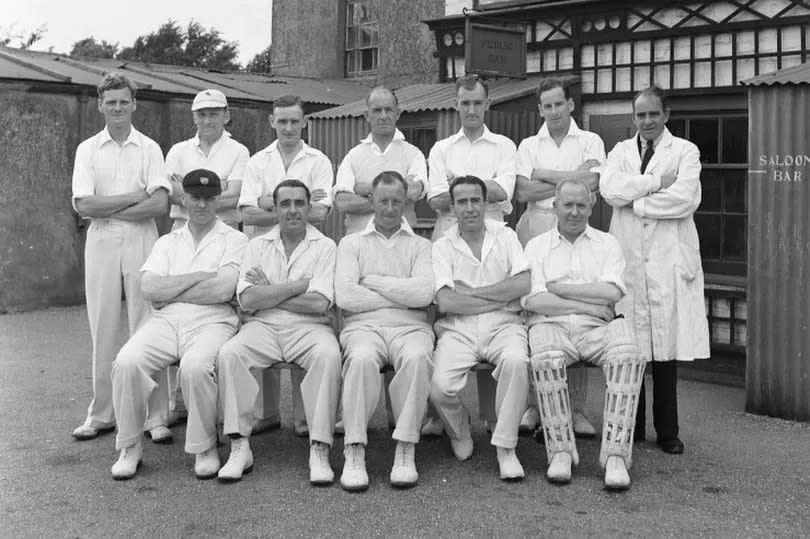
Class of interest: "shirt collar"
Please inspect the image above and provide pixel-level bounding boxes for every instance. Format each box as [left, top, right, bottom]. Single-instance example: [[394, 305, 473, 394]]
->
[[550, 224, 597, 248], [360, 129, 406, 145], [445, 217, 505, 244], [452, 124, 497, 144], [538, 118, 582, 140], [99, 126, 141, 147], [178, 219, 229, 248], [193, 130, 230, 150], [636, 127, 668, 152], [262, 223, 325, 245], [360, 216, 416, 238], [265, 140, 317, 158]]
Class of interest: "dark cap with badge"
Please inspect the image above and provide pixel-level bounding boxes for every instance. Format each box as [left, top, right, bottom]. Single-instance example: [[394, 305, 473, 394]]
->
[[182, 168, 222, 197]]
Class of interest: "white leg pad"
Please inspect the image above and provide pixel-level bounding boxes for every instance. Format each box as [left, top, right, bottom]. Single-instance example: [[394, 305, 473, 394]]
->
[[530, 350, 579, 466], [599, 324, 646, 469]]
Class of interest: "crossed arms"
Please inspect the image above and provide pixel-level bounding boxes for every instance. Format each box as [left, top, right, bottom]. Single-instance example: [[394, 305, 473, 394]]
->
[[436, 271, 530, 315], [142, 265, 239, 309]]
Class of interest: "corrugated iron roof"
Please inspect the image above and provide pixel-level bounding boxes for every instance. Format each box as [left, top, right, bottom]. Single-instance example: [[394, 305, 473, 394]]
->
[[0, 45, 370, 105], [309, 75, 577, 119], [741, 61, 810, 86]]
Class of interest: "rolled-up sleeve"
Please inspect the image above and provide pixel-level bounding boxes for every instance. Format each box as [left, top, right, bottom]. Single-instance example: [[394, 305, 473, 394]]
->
[[505, 229, 529, 275], [428, 140, 451, 200], [140, 236, 170, 275], [311, 154, 334, 208], [599, 236, 627, 295], [306, 239, 337, 305], [515, 138, 534, 179], [221, 231, 249, 271], [431, 239, 455, 296], [333, 150, 357, 196], [144, 140, 170, 195], [406, 147, 429, 198], [71, 140, 95, 212], [238, 157, 263, 209], [491, 138, 517, 200], [236, 238, 263, 299], [522, 236, 549, 307]]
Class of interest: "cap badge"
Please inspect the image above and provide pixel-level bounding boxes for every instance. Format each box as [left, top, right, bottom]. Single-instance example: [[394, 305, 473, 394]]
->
[[200, 177, 209, 185]]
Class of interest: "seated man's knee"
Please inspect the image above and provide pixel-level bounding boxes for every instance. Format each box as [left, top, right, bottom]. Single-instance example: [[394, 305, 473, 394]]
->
[[343, 344, 379, 372], [180, 352, 216, 383], [216, 339, 245, 370], [112, 344, 142, 375]]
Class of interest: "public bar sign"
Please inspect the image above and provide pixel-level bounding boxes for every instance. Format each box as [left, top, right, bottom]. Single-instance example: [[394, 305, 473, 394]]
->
[[465, 20, 527, 78]]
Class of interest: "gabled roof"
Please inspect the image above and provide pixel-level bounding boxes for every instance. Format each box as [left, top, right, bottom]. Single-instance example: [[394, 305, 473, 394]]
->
[[0, 45, 370, 106], [741, 61, 810, 86], [309, 75, 576, 119]]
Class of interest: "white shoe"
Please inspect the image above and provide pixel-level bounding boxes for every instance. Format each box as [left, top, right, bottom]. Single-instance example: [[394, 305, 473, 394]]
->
[[390, 441, 418, 488], [519, 406, 540, 433], [420, 417, 444, 437], [147, 425, 173, 444], [111, 440, 143, 480], [217, 438, 254, 482], [572, 410, 596, 438], [604, 455, 631, 490], [340, 443, 368, 492], [334, 419, 345, 435], [546, 452, 572, 484], [194, 448, 221, 479], [309, 442, 334, 486], [450, 412, 473, 461], [294, 419, 309, 437], [496, 447, 525, 481]]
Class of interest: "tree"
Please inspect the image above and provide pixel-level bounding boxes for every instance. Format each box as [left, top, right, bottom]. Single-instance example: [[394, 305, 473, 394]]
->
[[0, 24, 46, 49], [69, 37, 117, 59], [245, 45, 272, 73], [117, 19, 240, 71]]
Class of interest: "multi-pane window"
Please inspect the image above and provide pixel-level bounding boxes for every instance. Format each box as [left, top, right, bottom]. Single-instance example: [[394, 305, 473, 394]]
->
[[669, 115, 748, 276], [345, 1, 378, 77], [399, 125, 438, 225]]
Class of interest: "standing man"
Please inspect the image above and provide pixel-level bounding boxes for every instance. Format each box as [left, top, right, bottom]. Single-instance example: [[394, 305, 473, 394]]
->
[[335, 171, 434, 492], [217, 180, 342, 485], [514, 78, 606, 436], [166, 89, 249, 230], [238, 94, 332, 236], [334, 86, 428, 235], [238, 94, 333, 435], [430, 176, 531, 481], [600, 86, 710, 454], [524, 179, 645, 490], [71, 73, 170, 441], [110, 169, 247, 480], [427, 75, 517, 241]]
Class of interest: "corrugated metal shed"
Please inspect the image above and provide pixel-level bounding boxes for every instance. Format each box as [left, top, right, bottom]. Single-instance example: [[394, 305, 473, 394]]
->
[[0, 45, 369, 106], [744, 65, 810, 421], [741, 61, 810, 86], [309, 75, 572, 119]]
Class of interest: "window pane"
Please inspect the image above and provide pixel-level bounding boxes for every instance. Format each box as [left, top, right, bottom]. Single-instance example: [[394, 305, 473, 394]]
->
[[346, 2, 354, 25], [695, 213, 722, 259], [694, 61, 711, 87], [346, 50, 357, 74], [724, 170, 747, 213], [596, 69, 612, 92], [357, 2, 371, 23], [690, 118, 719, 163], [633, 66, 650, 90], [722, 118, 747, 164], [668, 118, 686, 139], [361, 48, 377, 71], [674, 63, 690, 88], [700, 170, 722, 211], [359, 24, 374, 47], [723, 215, 746, 260], [346, 26, 357, 49]]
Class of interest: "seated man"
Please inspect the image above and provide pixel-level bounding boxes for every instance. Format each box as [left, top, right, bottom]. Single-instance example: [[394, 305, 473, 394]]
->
[[110, 169, 247, 480], [524, 179, 645, 490], [430, 175, 531, 481], [335, 171, 434, 492], [216, 180, 341, 485]]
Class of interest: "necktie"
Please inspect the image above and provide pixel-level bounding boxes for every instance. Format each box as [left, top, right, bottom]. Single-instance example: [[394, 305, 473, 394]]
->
[[640, 140, 654, 174]]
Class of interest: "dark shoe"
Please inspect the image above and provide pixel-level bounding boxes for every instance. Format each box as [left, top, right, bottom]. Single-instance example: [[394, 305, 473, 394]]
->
[[657, 437, 684, 454]]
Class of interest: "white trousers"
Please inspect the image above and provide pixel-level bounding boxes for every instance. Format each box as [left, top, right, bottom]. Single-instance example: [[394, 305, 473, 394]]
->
[[340, 323, 434, 445], [217, 320, 342, 445], [431, 319, 529, 448], [112, 307, 237, 453], [83, 219, 169, 430]]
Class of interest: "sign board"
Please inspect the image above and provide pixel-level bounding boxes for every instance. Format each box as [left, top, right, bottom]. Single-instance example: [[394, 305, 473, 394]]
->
[[465, 20, 527, 78]]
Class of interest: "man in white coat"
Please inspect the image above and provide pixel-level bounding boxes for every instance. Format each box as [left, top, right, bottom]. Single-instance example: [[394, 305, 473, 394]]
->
[[600, 86, 710, 454], [71, 73, 171, 441], [514, 77, 606, 436]]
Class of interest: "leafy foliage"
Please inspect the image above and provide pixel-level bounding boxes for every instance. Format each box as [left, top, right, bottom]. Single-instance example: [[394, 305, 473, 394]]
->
[[245, 45, 272, 73], [69, 37, 118, 59]]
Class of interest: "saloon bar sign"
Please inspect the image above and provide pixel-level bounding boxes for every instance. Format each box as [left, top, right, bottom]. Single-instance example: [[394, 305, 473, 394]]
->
[[464, 20, 527, 78]]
